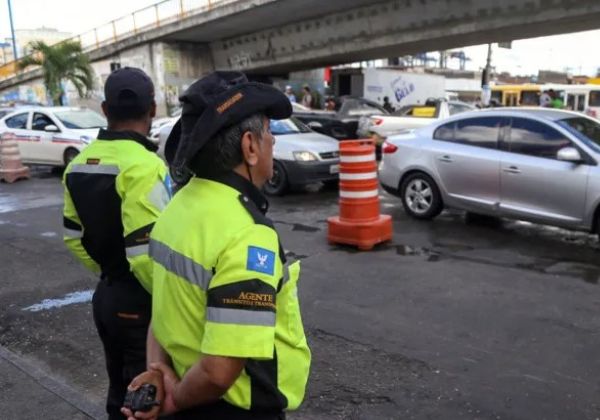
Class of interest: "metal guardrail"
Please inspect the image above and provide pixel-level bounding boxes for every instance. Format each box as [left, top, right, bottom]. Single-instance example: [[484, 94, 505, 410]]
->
[[0, 0, 236, 82]]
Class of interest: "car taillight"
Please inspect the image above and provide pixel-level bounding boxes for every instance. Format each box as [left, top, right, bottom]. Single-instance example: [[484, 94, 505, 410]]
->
[[382, 141, 398, 154], [372, 118, 384, 126]]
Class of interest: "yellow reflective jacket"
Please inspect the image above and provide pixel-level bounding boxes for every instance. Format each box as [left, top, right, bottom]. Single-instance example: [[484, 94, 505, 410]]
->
[[62, 129, 169, 292], [151, 172, 311, 412]]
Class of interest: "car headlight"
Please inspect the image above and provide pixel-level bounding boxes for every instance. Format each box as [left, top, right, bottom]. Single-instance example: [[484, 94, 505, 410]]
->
[[80, 135, 92, 144], [293, 151, 318, 161]]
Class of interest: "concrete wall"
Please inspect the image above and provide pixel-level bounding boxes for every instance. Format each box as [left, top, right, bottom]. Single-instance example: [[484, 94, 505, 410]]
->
[[160, 42, 214, 115]]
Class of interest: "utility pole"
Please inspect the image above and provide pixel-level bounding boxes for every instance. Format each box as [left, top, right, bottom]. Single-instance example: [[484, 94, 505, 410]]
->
[[7, 0, 18, 60], [481, 43, 493, 106]]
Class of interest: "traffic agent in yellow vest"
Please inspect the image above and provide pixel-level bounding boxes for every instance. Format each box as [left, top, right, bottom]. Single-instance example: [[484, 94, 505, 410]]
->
[[63, 129, 169, 292], [150, 172, 310, 414], [63, 66, 169, 420]]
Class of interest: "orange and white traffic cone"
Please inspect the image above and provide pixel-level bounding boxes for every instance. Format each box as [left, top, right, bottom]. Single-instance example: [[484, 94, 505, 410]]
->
[[0, 132, 30, 183], [327, 139, 392, 250]]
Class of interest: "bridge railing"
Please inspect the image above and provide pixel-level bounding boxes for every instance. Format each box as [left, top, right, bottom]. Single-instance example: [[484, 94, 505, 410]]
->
[[0, 0, 236, 83]]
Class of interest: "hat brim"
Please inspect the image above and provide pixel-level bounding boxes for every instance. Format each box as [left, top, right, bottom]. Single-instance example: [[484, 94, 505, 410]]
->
[[257, 83, 293, 120], [164, 119, 181, 165], [165, 83, 292, 166]]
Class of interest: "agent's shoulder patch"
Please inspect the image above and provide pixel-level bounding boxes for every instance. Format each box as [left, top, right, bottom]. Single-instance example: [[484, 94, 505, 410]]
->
[[246, 246, 275, 276]]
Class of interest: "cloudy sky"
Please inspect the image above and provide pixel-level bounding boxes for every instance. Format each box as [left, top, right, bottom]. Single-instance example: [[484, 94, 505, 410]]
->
[[2, 0, 600, 76]]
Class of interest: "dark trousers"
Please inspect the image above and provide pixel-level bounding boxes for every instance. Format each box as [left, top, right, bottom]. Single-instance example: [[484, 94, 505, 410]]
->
[[173, 400, 285, 420], [92, 276, 151, 420]]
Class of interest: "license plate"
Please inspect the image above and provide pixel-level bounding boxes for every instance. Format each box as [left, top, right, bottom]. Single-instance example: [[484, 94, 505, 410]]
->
[[329, 164, 339, 174]]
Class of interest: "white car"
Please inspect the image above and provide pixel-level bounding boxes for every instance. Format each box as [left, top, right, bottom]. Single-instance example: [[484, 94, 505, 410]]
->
[[158, 117, 340, 195], [359, 100, 475, 140], [149, 108, 181, 144], [0, 106, 106, 167]]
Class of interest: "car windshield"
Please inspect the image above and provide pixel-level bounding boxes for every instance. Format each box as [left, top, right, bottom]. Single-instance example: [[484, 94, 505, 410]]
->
[[557, 117, 600, 154], [54, 109, 106, 129], [269, 118, 311, 135]]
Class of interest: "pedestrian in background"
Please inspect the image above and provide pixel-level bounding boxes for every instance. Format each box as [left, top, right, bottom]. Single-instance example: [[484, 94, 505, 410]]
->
[[122, 71, 311, 420], [62, 67, 170, 419], [324, 96, 337, 111], [540, 90, 552, 107], [301, 85, 313, 109], [550, 90, 565, 109], [284, 85, 296, 103], [382, 96, 395, 113]]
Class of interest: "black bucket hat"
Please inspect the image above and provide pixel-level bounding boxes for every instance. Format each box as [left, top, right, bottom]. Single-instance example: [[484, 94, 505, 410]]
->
[[165, 71, 292, 171]]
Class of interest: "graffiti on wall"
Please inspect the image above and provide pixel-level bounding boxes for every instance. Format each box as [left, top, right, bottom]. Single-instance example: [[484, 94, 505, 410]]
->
[[229, 52, 252, 70]]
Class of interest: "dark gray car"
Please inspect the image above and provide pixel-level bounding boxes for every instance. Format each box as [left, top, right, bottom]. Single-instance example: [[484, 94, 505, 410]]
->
[[379, 108, 600, 234]]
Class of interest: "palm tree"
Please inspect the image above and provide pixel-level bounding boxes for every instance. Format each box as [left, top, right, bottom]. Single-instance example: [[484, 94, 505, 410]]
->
[[18, 40, 94, 106]]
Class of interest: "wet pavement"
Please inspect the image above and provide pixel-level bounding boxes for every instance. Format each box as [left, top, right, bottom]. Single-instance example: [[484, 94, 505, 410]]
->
[[0, 167, 599, 419]]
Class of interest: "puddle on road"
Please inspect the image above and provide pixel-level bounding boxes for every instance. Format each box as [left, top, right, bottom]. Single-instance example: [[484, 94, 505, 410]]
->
[[332, 242, 600, 285], [431, 243, 475, 253], [274, 220, 322, 233], [395, 245, 441, 262], [545, 262, 600, 285], [22, 289, 94, 312], [292, 223, 321, 233], [0, 195, 63, 214], [285, 250, 309, 260]]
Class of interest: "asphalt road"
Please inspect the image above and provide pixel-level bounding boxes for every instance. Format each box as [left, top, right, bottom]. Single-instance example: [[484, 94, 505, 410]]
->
[[0, 167, 599, 420]]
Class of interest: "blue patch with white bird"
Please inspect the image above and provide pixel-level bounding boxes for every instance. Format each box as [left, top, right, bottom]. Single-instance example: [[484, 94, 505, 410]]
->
[[247, 246, 275, 275]]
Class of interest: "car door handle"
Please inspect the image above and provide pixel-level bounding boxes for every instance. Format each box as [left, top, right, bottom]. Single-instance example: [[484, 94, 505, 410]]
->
[[503, 166, 521, 174], [438, 155, 453, 163]]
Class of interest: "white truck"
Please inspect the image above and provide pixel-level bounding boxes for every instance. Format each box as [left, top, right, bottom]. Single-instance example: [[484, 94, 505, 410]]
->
[[363, 68, 446, 109]]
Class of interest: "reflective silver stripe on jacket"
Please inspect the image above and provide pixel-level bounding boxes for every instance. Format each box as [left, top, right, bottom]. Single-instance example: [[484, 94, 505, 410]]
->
[[69, 164, 120, 175], [206, 307, 276, 327], [149, 239, 212, 290], [126, 244, 149, 258], [148, 180, 170, 211], [281, 260, 293, 287], [63, 228, 83, 239]]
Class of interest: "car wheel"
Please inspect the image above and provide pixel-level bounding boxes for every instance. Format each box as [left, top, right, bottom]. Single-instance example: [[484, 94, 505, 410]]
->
[[63, 148, 79, 167], [264, 160, 288, 196], [400, 172, 443, 220]]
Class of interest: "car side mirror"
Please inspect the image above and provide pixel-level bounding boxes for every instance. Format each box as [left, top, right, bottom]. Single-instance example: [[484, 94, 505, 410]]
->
[[44, 124, 59, 133], [557, 147, 583, 163], [307, 121, 323, 129]]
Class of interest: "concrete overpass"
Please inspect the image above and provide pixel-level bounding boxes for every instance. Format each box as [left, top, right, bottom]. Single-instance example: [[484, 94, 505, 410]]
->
[[2, 0, 600, 111]]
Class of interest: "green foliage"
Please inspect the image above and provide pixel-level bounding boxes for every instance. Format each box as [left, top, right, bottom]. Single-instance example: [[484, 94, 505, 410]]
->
[[18, 40, 94, 105]]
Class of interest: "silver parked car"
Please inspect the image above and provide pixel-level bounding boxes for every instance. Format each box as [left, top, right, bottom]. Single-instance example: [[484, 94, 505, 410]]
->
[[379, 108, 600, 233]]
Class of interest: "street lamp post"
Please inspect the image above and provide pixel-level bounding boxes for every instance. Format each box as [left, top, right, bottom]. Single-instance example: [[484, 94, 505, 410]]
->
[[7, 0, 18, 60]]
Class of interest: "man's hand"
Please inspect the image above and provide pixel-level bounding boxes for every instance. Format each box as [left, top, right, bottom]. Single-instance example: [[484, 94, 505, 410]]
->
[[149, 362, 180, 416], [121, 369, 164, 420]]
